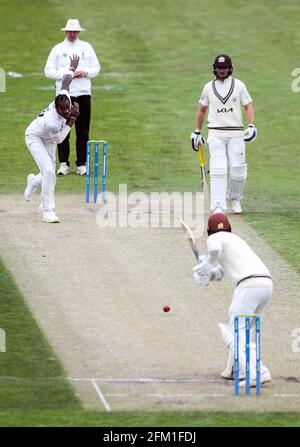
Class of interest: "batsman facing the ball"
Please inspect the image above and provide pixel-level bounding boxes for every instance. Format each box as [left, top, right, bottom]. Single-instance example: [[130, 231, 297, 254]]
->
[[191, 55, 257, 215], [192, 212, 272, 387]]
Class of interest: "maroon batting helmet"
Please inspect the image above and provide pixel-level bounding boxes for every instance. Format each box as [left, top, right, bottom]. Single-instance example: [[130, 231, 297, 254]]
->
[[207, 213, 232, 235]]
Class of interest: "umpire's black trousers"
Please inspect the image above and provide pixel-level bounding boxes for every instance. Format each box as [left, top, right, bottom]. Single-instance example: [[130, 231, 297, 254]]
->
[[58, 95, 91, 167]]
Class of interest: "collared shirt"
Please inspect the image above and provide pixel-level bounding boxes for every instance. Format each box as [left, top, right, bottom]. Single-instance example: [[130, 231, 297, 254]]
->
[[199, 76, 252, 138], [44, 38, 100, 96], [25, 102, 67, 143]]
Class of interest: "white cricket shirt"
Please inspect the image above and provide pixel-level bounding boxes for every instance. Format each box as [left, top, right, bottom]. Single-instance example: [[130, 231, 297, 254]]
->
[[207, 231, 270, 287], [25, 102, 67, 143], [44, 38, 100, 96], [199, 76, 252, 138]]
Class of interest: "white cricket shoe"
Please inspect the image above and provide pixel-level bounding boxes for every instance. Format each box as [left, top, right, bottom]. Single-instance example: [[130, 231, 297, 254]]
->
[[43, 210, 60, 223], [76, 165, 86, 176], [210, 200, 226, 214], [221, 368, 234, 380], [239, 370, 272, 388], [231, 200, 242, 214], [24, 174, 37, 201], [57, 162, 69, 176], [221, 368, 245, 381]]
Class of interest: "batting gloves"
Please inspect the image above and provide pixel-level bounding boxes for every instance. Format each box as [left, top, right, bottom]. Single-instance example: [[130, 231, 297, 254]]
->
[[244, 124, 257, 142], [191, 129, 206, 151], [193, 255, 211, 286]]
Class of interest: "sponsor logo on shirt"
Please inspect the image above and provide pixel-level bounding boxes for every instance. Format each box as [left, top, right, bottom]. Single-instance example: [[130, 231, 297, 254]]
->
[[217, 107, 233, 113]]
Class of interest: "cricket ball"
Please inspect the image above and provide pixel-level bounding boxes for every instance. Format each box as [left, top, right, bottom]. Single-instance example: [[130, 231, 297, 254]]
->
[[163, 305, 170, 313]]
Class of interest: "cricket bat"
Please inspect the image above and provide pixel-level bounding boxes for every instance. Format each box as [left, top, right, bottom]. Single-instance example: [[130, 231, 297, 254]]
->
[[180, 218, 200, 261], [198, 143, 210, 211]]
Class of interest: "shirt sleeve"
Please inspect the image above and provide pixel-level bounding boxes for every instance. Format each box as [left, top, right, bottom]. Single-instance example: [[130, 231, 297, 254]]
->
[[86, 44, 101, 78], [211, 265, 224, 281], [198, 84, 209, 106], [44, 120, 71, 143], [51, 125, 71, 144], [44, 120, 61, 138], [44, 46, 67, 81], [239, 81, 252, 105], [206, 236, 222, 266]]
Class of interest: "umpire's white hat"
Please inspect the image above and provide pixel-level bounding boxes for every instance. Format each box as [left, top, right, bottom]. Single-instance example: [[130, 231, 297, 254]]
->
[[61, 19, 85, 31]]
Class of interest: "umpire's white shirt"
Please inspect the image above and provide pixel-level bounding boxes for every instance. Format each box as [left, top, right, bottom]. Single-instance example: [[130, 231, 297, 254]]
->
[[199, 76, 252, 138], [44, 38, 100, 96], [207, 231, 270, 287]]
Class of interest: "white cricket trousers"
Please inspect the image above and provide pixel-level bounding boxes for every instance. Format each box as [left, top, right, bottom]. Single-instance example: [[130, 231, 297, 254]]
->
[[207, 136, 245, 210], [25, 134, 56, 211], [229, 280, 273, 380]]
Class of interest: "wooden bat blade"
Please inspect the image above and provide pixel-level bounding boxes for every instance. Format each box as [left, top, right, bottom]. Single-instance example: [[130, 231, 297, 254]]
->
[[201, 166, 210, 211], [198, 144, 205, 166], [180, 218, 200, 261]]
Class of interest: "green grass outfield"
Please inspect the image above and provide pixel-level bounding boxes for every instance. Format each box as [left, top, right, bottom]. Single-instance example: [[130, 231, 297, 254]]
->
[[0, 0, 300, 426], [1, 410, 300, 428]]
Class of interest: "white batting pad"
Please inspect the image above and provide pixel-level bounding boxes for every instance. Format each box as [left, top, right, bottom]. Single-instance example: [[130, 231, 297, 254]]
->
[[210, 166, 227, 210], [227, 163, 247, 200]]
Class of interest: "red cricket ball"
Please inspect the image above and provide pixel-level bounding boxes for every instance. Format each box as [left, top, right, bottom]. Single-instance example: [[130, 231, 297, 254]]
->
[[163, 305, 170, 313]]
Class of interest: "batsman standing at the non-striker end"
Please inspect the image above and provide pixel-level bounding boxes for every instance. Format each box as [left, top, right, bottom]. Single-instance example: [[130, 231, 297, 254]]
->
[[191, 55, 257, 214], [193, 213, 273, 387]]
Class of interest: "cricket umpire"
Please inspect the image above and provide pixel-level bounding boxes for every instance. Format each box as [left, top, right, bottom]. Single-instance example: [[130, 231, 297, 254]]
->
[[191, 55, 257, 214], [44, 19, 100, 176]]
